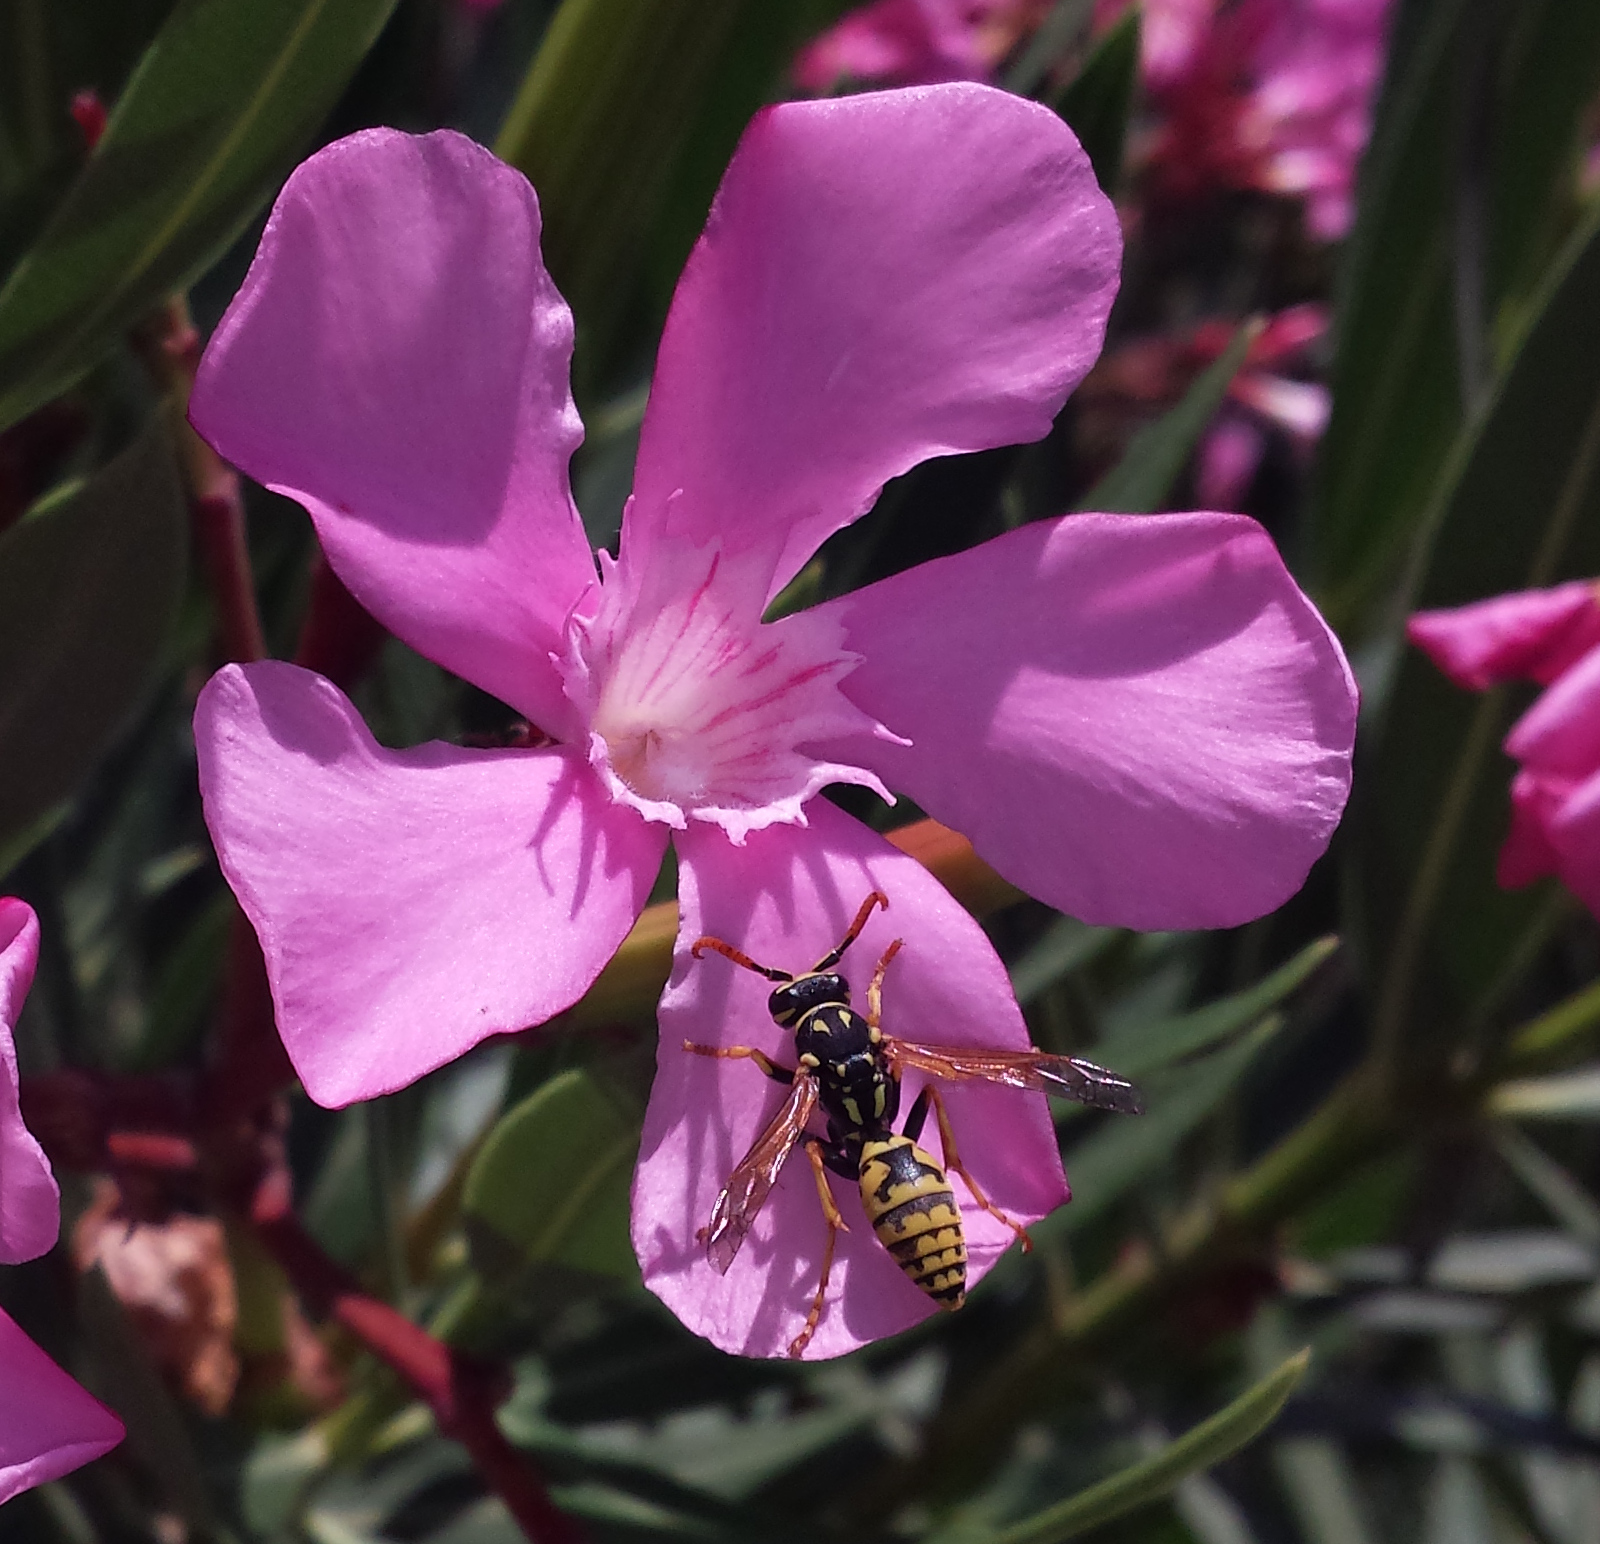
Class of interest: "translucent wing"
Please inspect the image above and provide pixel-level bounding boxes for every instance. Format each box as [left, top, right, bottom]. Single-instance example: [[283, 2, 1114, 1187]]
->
[[702, 1072, 821, 1274], [883, 1039, 1144, 1115]]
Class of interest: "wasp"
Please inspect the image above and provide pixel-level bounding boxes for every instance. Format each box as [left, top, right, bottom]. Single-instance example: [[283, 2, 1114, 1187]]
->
[[685, 890, 1143, 1357]]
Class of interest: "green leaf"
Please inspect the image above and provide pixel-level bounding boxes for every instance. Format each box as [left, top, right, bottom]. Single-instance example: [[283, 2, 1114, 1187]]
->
[[1044, 1014, 1287, 1237], [1052, 6, 1139, 195], [1310, 0, 1600, 635], [0, 415, 185, 853], [1490, 1066, 1600, 1122], [1358, 200, 1600, 1054], [495, 0, 845, 392], [1076, 322, 1259, 514], [1096, 936, 1339, 1080], [462, 1069, 639, 1280], [0, 0, 400, 433], [982, 1350, 1310, 1543]]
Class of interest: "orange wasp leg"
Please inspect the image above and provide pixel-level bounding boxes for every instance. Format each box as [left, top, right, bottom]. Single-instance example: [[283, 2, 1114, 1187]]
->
[[864, 937, 905, 1029], [681, 1041, 794, 1086], [923, 1084, 1033, 1254], [788, 1136, 851, 1359]]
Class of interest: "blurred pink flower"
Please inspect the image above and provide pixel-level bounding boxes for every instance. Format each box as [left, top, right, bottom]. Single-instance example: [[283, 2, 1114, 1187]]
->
[[794, 0, 1046, 88], [0, 898, 124, 1503], [1411, 584, 1600, 902], [191, 85, 1355, 1357], [1109, 0, 1394, 238]]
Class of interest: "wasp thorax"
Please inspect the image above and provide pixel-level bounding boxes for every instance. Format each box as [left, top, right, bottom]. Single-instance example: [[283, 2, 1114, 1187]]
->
[[769, 972, 849, 1025]]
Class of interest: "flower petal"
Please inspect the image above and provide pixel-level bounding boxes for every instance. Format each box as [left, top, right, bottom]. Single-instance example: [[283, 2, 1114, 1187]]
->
[[1498, 769, 1571, 890], [634, 801, 1066, 1360], [630, 83, 1121, 603], [195, 662, 665, 1107], [816, 512, 1357, 930], [0, 898, 59, 1265], [1408, 582, 1600, 691], [1505, 645, 1600, 777], [1549, 769, 1600, 919], [0, 1307, 122, 1503], [190, 129, 595, 736]]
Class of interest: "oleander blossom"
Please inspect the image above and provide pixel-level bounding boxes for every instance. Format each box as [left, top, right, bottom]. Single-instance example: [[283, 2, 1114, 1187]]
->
[[189, 84, 1357, 1358], [0, 898, 125, 1501], [1104, 0, 1394, 239], [1410, 584, 1600, 909]]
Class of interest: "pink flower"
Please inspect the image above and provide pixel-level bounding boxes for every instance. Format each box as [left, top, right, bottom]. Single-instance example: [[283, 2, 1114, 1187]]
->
[[0, 898, 124, 1502], [1120, 0, 1394, 239], [1411, 586, 1600, 904], [794, 0, 1044, 89], [190, 84, 1356, 1357]]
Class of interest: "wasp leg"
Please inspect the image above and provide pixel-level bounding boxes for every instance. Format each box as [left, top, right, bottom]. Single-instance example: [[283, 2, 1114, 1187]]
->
[[789, 1136, 851, 1359], [810, 890, 890, 973], [681, 1041, 795, 1085], [909, 1086, 1033, 1254], [865, 938, 905, 1030], [689, 935, 792, 982]]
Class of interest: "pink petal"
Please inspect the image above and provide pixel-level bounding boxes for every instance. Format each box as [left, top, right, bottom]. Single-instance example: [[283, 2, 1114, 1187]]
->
[[1505, 646, 1600, 777], [1549, 769, 1600, 919], [0, 899, 59, 1265], [194, 662, 665, 1107], [190, 129, 596, 738], [1497, 769, 1570, 890], [816, 512, 1357, 930], [630, 83, 1121, 605], [1408, 583, 1600, 691], [0, 1307, 122, 1502], [633, 801, 1066, 1360]]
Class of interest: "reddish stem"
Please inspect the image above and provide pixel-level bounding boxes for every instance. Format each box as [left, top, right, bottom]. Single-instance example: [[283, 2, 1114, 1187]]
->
[[248, 1166, 581, 1544], [294, 548, 388, 690], [136, 295, 265, 665]]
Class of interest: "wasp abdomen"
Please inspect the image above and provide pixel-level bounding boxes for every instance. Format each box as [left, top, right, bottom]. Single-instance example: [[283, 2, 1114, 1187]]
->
[[859, 1135, 967, 1310]]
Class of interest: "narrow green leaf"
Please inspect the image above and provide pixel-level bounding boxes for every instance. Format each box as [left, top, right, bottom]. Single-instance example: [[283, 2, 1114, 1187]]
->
[[1052, 6, 1139, 194], [1045, 1015, 1286, 1237], [1076, 322, 1259, 514], [1490, 1067, 1600, 1122], [1359, 200, 1600, 1052], [0, 0, 399, 433], [1009, 916, 1121, 1006], [0, 415, 185, 852], [462, 1069, 639, 1279], [1096, 937, 1339, 1080], [986, 1350, 1311, 1543], [1311, 0, 1600, 635]]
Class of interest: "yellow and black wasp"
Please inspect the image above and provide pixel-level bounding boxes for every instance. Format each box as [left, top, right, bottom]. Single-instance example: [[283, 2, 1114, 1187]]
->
[[685, 890, 1144, 1357]]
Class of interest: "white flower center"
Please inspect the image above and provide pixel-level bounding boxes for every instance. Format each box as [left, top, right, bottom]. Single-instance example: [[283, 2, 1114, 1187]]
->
[[559, 533, 897, 842]]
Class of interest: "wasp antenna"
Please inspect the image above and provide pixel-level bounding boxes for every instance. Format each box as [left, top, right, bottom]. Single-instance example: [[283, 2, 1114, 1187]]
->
[[810, 890, 890, 973], [691, 935, 792, 981]]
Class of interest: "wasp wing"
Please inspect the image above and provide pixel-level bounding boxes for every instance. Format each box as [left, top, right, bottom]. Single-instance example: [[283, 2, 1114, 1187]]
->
[[703, 1072, 821, 1274], [883, 1039, 1144, 1115]]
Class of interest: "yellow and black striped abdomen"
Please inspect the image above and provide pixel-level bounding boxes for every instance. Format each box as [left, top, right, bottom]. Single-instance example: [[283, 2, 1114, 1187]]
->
[[859, 1135, 967, 1310]]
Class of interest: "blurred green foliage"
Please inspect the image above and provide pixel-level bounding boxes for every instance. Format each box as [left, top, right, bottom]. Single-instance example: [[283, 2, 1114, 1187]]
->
[[3, 0, 1600, 1541]]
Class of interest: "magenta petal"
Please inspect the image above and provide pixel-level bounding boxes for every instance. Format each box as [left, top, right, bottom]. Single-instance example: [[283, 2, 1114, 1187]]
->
[[817, 512, 1357, 930], [1497, 770, 1570, 890], [631, 83, 1121, 603], [1408, 582, 1600, 691], [1549, 770, 1600, 919], [195, 662, 665, 1107], [190, 129, 596, 736], [0, 1307, 122, 1502], [1505, 646, 1600, 777], [633, 801, 1066, 1360], [0, 899, 59, 1265]]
